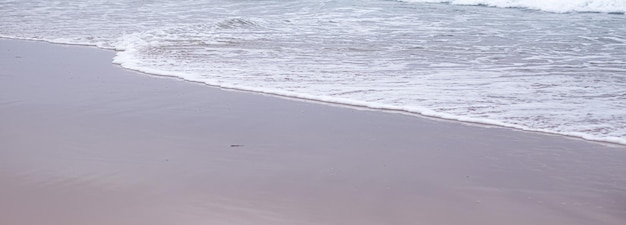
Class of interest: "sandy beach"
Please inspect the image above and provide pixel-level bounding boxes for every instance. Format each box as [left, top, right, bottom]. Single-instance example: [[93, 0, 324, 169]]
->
[[1, 39, 625, 225]]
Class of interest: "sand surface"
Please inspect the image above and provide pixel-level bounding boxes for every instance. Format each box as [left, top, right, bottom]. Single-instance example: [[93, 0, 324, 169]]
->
[[1, 39, 626, 225]]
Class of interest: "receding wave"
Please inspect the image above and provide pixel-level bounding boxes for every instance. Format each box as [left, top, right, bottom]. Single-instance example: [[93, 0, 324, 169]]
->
[[1, 0, 625, 145], [398, 0, 626, 13]]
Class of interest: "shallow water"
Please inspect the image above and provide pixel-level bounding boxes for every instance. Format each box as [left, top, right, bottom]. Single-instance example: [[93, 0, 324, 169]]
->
[[1, 0, 625, 144]]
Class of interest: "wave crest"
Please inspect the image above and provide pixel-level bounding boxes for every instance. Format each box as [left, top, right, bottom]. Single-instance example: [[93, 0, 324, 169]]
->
[[215, 18, 260, 29], [398, 0, 626, 13]]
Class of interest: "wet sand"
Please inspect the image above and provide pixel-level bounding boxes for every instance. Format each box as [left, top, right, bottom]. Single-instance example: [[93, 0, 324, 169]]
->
[[1, 39, 625, 225]]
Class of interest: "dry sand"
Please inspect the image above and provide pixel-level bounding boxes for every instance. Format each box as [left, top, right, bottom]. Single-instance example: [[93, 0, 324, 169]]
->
[[1, 39, 625, 225]]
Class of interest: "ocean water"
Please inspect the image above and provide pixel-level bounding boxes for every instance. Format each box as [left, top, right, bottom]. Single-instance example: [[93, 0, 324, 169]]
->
[[1, 0, 625, 145]]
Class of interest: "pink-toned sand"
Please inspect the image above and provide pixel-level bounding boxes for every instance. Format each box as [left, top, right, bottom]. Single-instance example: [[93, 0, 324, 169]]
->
[[1, 39, 625, 225]]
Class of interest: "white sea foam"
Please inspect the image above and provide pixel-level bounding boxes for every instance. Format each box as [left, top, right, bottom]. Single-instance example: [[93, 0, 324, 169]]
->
[[399, 0, 626, 13], [1, 0, 625, 145]]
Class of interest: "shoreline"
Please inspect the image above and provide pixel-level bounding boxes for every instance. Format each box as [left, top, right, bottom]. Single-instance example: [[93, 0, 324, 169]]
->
[[112, 64, 626, 148], [2, 36, 623, 147], [2, 38, 626, 224]]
